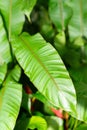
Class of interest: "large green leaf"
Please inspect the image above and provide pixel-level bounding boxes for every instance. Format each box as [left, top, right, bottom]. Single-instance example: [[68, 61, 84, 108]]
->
[[12, 32, 76, 114], [68, 0, 87, 41], [0, 65, 22, 130], [49, 0, 72, 31], [0, 0, 24, 36], [0, 15, 12, 63]]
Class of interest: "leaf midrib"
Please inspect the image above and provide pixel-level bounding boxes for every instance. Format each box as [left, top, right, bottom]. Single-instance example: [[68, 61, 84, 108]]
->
[[59, 0, 64, 30], [20, 35, 60, 91]]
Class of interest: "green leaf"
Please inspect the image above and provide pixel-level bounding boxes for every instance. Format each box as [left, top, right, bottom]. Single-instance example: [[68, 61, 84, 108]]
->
[[0, 15, 12, 63], [6, 65, 21, 82], [22, 0, 37, 21], [72, 82, 87, 122], [0, 63, 7, 85], [69, 66, 87, 122], [0, 65, 22, 130], [54, 31, 66, 56], [33, 91, 50, 106], [49, 0, 72, 31], [14, 115, 29, 130], [69, 0, 87, 41], [45, 116, 64, 130], [21, 89, 31, 113], [27, 116, 47, 130], [0, 0, 24, 36], [75, 124, 87, 130], [12, 32, 76, 114]]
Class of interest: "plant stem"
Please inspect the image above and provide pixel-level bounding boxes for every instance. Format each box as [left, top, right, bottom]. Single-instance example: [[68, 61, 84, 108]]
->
[[59, 0, 64, 31], [73, 119, 78, 130]]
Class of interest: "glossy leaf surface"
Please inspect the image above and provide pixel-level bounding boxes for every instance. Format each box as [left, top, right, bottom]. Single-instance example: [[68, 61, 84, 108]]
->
[[0, 65, 22, 130], [28, 116, 47, 130], [0, 15, 11, 63], [12, 32, 76, 114]]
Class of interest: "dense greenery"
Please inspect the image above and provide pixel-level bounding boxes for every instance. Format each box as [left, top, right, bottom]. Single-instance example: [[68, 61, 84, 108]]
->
[[0, 0, 87, 129]]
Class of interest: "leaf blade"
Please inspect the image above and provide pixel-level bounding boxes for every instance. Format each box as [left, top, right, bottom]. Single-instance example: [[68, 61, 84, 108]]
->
[[0, 0, 24, 35], [0, 65, 22, 130], [12, 32, 76, 114], [0, 15, 12, 63], [49, 0, 72, 31], [68, 0, 87, 41]]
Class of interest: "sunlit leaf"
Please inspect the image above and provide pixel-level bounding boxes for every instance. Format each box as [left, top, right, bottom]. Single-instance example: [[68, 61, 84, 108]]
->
[[12, 32, 76, 114], [27, 116, 47, 130], [0, 65, 22, 130], [0, 0, 24, 36], [0, 15, 12, 63]]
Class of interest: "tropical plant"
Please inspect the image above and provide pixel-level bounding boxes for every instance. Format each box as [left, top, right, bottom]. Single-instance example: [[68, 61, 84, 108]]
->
[[0, 0, 87, 130]]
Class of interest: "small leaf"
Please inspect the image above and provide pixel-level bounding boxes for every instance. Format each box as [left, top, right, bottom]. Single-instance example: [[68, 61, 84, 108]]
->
[[45, 116, 64, 130], [27, 116, 47, 130]]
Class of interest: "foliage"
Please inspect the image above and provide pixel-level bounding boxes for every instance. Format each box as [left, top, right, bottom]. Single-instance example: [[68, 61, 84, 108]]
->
[[0, 0, 87, 129]]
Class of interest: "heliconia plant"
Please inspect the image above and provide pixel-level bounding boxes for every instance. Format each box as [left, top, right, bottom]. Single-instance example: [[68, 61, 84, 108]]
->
[[0, 0, 87, 130]]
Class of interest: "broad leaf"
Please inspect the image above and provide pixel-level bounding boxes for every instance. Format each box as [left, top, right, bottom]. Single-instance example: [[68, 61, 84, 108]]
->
[[12, 32, 76, 114], [27, 116, 47, 130], [0, 63, 7, 85], [0, 0, 24, 36], [0, 15, 11, 63], [0, 65, 22, 130], [49, 0, 72, 31], [69, 0, 87, 41]]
